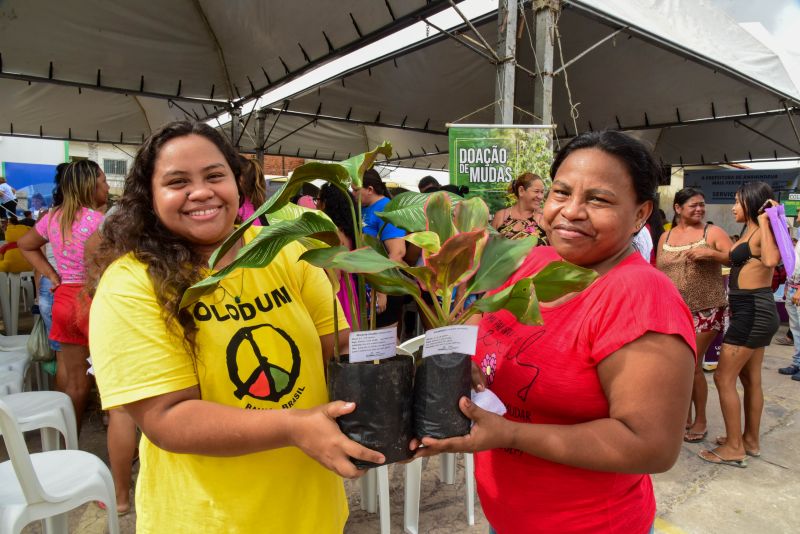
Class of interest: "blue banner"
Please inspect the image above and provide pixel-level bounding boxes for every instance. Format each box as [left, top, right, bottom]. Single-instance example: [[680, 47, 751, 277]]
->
[[683, 168, 800, 204]]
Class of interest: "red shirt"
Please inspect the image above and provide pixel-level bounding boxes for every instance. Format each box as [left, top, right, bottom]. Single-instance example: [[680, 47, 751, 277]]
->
[[473, 247, 695, 534]]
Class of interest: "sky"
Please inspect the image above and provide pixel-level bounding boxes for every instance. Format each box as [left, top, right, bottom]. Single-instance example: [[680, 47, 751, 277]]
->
[[712, 0, 800, 54]]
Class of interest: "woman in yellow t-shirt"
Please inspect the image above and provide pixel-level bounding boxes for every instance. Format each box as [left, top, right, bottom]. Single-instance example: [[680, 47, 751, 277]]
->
[[86, 121, 384, 533]]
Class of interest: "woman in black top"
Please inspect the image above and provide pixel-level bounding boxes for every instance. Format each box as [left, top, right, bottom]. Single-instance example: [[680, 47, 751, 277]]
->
[[699, 181, 779, 467]]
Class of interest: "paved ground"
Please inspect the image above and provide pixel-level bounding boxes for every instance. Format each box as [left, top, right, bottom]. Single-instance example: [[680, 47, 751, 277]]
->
[[4, 324, 799, 533]]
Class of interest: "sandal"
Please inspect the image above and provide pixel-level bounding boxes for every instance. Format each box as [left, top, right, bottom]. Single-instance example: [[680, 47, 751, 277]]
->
[[698, 449, 747, 468], [714, 436, 761, 457], [683, 429, 707, 443]]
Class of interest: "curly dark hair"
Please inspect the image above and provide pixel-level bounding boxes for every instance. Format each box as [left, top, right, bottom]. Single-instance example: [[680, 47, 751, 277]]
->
[[318, 183, 357, 246], [87, 121, 242, 356]]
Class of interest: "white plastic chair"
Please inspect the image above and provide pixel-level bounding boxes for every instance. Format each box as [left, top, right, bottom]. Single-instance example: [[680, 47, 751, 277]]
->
[[0, 334, 29, 352], [0, 370, 24, 396], [0, 272, 24, 335], [0, 399, 120, 534], [398, 334, 476, 533], [0, 351, 29, 394], [359, 465, 391, 534], [1, 392, 78, 451]]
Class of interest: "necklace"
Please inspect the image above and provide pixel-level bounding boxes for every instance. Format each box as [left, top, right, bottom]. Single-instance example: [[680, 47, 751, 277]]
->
[[218, 266, 246, 304]]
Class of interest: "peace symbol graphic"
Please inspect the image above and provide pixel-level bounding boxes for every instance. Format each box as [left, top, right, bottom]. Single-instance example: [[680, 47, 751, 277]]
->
[[226, 323, 301, 402]]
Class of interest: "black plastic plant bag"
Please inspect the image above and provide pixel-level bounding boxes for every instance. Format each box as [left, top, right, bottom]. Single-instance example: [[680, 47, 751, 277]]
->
[[413, 352, 472, 439], [328, 355, 415, 468]]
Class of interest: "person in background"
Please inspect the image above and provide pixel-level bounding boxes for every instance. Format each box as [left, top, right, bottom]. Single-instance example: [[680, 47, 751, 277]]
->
[[316, 183, 360, 328], [660, 209, 671, 231], [418, 175, 441, 193], [19, 210, 36, 227], [0, 176, 18, 230], [353, 169, 407, 329], [236, 156, 268, 226], [87, 121, 381, 533], [31, 192, 48, 220], [657, 187, 732, 443], [18, 160, 108, 431], [779, 236, 800, 381], [418, 130, 695, 534], [700, 182, 779, 466], [492, 172, 548, 244]]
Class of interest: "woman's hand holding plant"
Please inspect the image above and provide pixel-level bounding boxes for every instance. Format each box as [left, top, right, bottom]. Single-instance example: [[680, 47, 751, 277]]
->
[[290, 400, 385, 479]]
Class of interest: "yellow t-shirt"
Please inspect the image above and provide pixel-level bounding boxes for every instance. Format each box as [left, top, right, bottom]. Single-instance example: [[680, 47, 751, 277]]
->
[[90, 231, 349, 534]]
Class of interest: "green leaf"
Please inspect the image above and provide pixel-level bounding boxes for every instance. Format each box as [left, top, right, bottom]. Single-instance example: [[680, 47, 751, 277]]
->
[[531, 261, 598, 302], [472, 277, 543, 326], [364, 269, 421, 298], [466, 235, 537, 294], [181, 212, 340, 309], [425, 191, 455, 243], [404, 231, 441, 254], [209, 161, 352, 268], [339, 141, 393, 188], [454, 197, 490, 233], [362, 234, 388, 258], [266, 202, 321, 224], [426, 229, 485, 292], [376, 190, 461, 233], [300, 246, 404, 273], [401, 265, 436, 292]]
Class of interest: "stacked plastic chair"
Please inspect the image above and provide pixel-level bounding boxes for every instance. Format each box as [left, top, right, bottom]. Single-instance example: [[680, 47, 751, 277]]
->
[[0, 224, 34, 335], [0, 399, 119, 533]]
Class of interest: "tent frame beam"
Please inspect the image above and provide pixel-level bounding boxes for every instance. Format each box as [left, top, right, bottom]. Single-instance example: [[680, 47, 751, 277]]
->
[[225, 0, 455, 112], [0, 71, 226, 107]]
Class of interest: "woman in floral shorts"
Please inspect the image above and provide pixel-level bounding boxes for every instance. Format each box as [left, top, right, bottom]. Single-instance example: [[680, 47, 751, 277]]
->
[[657, 187, 732, 443]]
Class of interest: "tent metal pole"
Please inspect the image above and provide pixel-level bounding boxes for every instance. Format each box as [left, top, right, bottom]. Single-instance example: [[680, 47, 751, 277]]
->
[[448, 0, 502, 63], [734, 119, 800, 157], [552, 27, 627, 76], [255, 109, 268, 163], [424, 19, 498, 64], [495, 0, 518, 124], [230, 108, 242, 149], [783, 102, 800, 149], [533, 0, 560, 128]]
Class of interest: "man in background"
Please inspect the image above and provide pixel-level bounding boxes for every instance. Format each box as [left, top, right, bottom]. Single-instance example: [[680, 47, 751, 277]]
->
[[418, 175, 441, 193]]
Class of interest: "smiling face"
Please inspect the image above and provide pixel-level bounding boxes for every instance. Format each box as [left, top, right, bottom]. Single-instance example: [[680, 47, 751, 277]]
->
[[151, 134, 239, 256], [518, 178, 546, 210], [676, 194, 705, 225], [543, 148, 651, 272]]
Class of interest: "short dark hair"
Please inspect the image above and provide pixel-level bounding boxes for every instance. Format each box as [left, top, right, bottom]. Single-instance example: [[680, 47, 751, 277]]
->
[[418, 175, 440, 192], [551, 130, 660, 204], [673, 187, 705, 208], [23, 210, 32, 217], [362, 169, 388, 196]]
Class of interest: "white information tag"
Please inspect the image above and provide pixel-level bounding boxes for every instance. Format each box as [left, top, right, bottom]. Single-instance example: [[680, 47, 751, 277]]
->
[[422, 325, 479, 358], [348, 327, 398, 363]]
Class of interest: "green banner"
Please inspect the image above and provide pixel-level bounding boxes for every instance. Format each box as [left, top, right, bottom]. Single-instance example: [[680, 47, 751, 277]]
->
[[449, 125, 553, 213], [780, 190, 800, 217]]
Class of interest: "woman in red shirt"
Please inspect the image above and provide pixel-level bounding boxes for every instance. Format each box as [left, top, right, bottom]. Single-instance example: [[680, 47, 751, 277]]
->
[[418, 131, 696, 534]]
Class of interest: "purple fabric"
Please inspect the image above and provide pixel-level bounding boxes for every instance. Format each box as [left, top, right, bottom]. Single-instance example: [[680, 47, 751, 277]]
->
[[767, 204, 795, 275]]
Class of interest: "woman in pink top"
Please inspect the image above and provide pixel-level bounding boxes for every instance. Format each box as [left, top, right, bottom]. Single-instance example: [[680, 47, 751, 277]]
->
[[237, 156, 267, 226], [20, 160, 108, 430]]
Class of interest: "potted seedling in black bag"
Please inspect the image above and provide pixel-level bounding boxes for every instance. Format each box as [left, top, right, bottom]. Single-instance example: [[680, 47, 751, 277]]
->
[[302, 190, 598, 439]]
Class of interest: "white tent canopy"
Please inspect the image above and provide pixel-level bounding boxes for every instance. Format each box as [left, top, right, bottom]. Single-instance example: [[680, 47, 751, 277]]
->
[[0, 0, 453, 143], [230, 0, 800, 166], [2, 0, 799, 167]]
